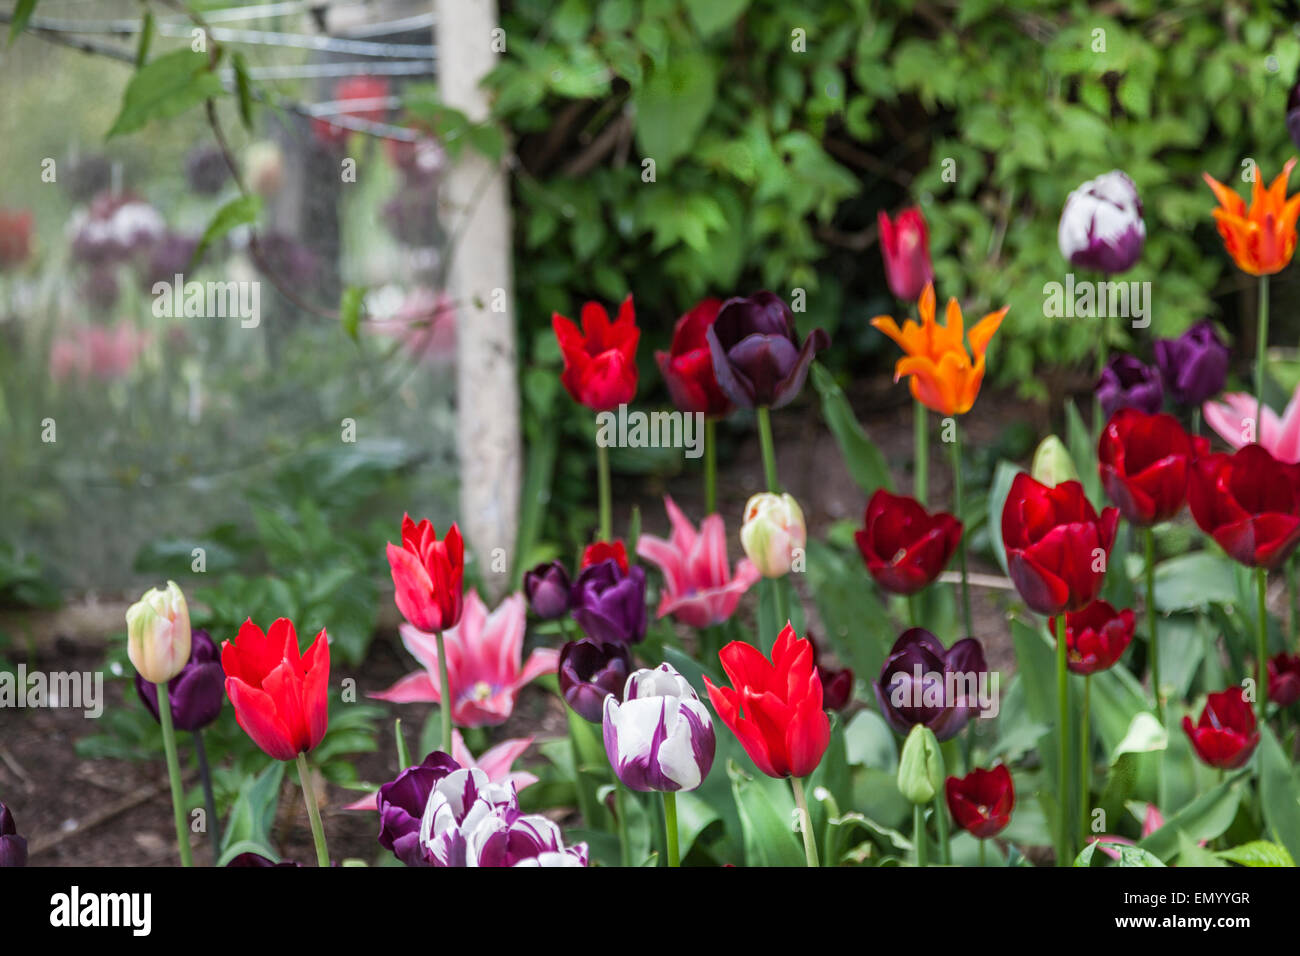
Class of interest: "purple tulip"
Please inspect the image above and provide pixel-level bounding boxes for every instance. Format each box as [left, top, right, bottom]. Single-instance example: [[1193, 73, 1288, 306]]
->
[[872, 628, 988, 742], [558, 639, 630, 723], [377, 750, 460, 866], [706, 291, 830, 409], [467, 808, 589, 867], [1154, 320, 1230, 407], [185, 146, 231, 196], [134, 628, 224, 732], [1096, 353, 1163, 418], [571, 559, 647, 645], [0, 801, 27, 867], [523, 560, 572, 620], [602, 663, 715, 792], [1058, 170, 1146, 274]]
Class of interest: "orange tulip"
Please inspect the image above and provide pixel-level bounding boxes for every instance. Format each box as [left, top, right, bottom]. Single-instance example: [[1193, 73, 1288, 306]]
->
[[1203, 159, 1300, 276], [871, 283, 1008, 416]]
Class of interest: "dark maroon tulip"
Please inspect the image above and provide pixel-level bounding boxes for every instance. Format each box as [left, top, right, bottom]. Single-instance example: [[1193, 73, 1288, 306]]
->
[[523, 560, 572, 620], [1098, 409, 1206, 527], [706, 291, 829, 409], [135, 628, 224, 731], [1289, 80, 1300, 151], [1269, 652, 1300, 708], [1188, 443, 1300, 570], [1182, 687, 1259, 769], [807, 634, 854, 712], [855, 488, 962, 595], [1154, 320, 1229, 407], [945, 765, 1014, 838], [185, 146, 231, 196], [558, 639, 631, 723], [571, 559, 647, 645], [0, 801, 27, 867], [377, 751, 461, 866], [226, 852, 302, 867], [1049, 599, 1135, 675], [872, 628, 987, 741], [1096, 354, 1162, 419]]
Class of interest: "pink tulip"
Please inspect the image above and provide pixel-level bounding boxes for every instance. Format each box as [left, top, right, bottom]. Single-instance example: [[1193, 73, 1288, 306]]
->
[[344, 730, 537, 810], [1203, 388, 1300, 464], [370, 591, 558, 727], [635, 496, 761, 629]]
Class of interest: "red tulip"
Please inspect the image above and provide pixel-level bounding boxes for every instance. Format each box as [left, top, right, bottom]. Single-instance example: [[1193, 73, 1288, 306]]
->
[[581, 539, 628, 574], [944, 764, 1014, 838], [1188, 443, 1300, 570], [1098, 408, 1206, 526], [704, 624, 831, 778], [854, 489, 962, 596], [312, 76, 390, 147], [387, 514, 464, 633], [1182, 687, 1259, 769], [222, 618, 329, 761], [1268, 652, 1300, 708], [656, 298, 732, 417], [1002, 474, 1119, 617], [878, 207, 935, 302], [1049, 599, 1135, 675], [552, 296, 640, 411]]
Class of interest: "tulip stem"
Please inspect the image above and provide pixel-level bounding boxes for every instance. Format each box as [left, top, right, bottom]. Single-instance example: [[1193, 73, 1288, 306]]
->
[[978, 838, 987, 867], [704, 419, 717, 515], [913, 802, 927, 867], [1144, 529, 1163, 724], [914, 399, 928, 506], [295, 753, 330, 867], [1256, 274, 1269, 436], [1054, 618, 1071, 866], [662, 791, 680, 867], [790, 776, 820, 867], [933, 791, 951, 865], [596, 436, 612, 541], [616, 782, 631, 867], [1258, 567, 1270, 722], [951, 422, 973, 637], [435, 630, 452, 754], [155, 683, 193, 867], [1079, 675, 1091, 849], [193, 729, 221, 864], [756, 405, 780, 492]]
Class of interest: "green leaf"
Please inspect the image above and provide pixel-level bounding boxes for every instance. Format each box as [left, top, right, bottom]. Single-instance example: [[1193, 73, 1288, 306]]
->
[[811, 363, 892, 493], [1075, 841, 1166, 867], [1258, 726, 1300, 862], [135, 11, 154, 67], [232, 52, 256, 130], [1214, 840, 1295, 867], [7, 0, 39, 46], [107, 48, 224, 138], [193, 194, 261, 266], [633, 54, 717, 173], [728, 759, 804, 867], [220, 761, 285, 855], [986, 461, 1020, 575], [340, 286, 365, 341], [1153, 552, 1240, 612], [683, 0, 749, 36], [1139, 772, 1245, 860]]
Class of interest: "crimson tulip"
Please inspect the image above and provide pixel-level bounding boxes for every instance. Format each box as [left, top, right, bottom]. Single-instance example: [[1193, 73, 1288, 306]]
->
[[1188, 443, 1300, 570], [1049, 600, 1135, 675], [877, 207, 934, 302], [1269, 652, 1300, 708], [1098, 409, 1205, 526], [387, 514, 464, 633], [1001, 473, 1119, 616], [945, 765, 1014, 839], [222, 618, 330, 761], [656, 298, 732, 417], [1182, 687, 1259, 769], [854, 489, 962, 595], [704, 624, 831, 778], [581, 539, 628, 573], [552, 296, 640, 411]]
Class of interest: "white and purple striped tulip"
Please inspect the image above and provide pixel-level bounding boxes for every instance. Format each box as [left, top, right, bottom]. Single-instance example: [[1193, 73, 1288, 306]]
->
[[417, 767, 516, 867], [465, 808, 589, 867], [1058, 170, 1145, 275], [602, 663, 716, 793]]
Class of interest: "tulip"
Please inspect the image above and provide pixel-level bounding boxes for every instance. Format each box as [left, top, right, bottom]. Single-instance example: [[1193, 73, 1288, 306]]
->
[[603, 663, 716, 793], [581, 539, 628, 573], [1096, 353, 1163, 419], [808, 633, 854, 712], [1182, 687, 1260, 769], [1031, 435, 1080, 487], [704, 624, 831, 779], [1154, 321, 1229, 408], [705, 291, 828, 410], [558, 638, 631, 723], [1203, 384, 1300, 463], [657, 298, 732, 417], [854, 489, 962, 596], [1001, 473, 1119, 616], [878, 207, 935, 302], [347, 732, 537, 812], [872, 628, 988, 741], [134, 628, 224, 731], [377, 750, 460, 866], [897, 724, 944, 804], [1098, 409, 1206, 527], [1203, 159, 1300, 276], [0, 801, 26, 867], [570, 559, 647, 645], [223, 617, 330, 760], [373, 591, 559, 726], [1058, 170, 1146, 274], [636, 496, 760, 627], [945, 765, 1015, 839], [0, 209, 33, 271], [1268, 652, 1300, 708], [523, 560, 571, 619], [1049, 600, 1135, 675], [125, 581, 192, 685], [739, 492, 806, 579], [466, 808, 589, 867], [871, 283, 1008, 417], [552, 296, 640, 412], [1187, 444, 1300, 570], [311, 75, 390, 148], [386, 514, 464, 634]]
